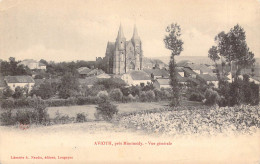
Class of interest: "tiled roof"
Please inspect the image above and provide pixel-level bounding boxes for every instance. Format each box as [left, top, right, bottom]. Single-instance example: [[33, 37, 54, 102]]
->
[[182, 68, 197, 75], [177, 60, 192, 67], [185, 63, 201, 70], [78, 67, 91, 75], [128, 71, 151, 80], [156, 78, 170, 85], [38, 63, 46, 66], [156, 76, 188, 85], [199, 64, 213, 73], [143, 68, 169, 77], [4, 76, 35, 83]]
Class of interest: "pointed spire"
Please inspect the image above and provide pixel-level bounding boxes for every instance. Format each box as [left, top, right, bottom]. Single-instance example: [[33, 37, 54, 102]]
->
[[117, 23, 125, 39], [132, 24, 140, 40]]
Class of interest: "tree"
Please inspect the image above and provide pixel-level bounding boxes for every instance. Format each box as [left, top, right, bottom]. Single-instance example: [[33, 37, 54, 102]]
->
[[3, 87, 14, 98], [30, 81, 55, 99], [0, 57, 31, 76], [208, 46, 220, 78], [213, 24, 255, 81], [12, 86, 25, 99], [163, 23, 183, 107], [58, 72, 79, 99]]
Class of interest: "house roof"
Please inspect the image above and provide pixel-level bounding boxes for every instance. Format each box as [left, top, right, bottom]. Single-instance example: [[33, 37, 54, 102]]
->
[[184, 63, 201, 70], [156, 78, 170, 85], [143, 68, 169, 77], [156, 76, 188, 85], [199, 64, 213, 73], [96, 73, 111, 79], [128, 71, 151, 80], [197, 74, 218, 82], [4, 76, 35, 83], [77, 67, 92, 75], [38, 63, 46, 66], [182, 68, 197, 75], [177, 60, 192, 67]]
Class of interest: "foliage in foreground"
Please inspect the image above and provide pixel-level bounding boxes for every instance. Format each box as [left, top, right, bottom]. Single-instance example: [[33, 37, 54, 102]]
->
[[117, 105, 260, 136]]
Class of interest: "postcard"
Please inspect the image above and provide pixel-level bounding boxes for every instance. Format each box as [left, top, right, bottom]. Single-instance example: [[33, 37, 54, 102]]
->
[[0, 0, 260, 163]]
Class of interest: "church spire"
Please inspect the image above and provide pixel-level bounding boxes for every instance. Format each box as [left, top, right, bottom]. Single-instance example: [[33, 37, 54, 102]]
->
[[132, 24, 140, 40], [117, 23, 125, 39]]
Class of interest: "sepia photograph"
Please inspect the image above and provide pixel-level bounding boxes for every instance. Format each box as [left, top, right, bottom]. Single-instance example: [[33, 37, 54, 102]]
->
[[0, 0, 260, 163]]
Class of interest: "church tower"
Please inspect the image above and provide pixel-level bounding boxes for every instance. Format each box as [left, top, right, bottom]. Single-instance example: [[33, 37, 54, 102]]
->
[[105, 24, 143, 75], [131, 25, 142, 70], [114, 24, 126, 74]]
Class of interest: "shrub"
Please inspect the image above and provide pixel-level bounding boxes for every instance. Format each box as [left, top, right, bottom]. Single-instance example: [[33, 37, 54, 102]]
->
[[76, 113, 87, 123], [97, 91, 109, 103], [204, 89, 220, 106], [146, 90, 155, 102], [95, 78, 126, 91], [189, 92, 204, 102], [53, 111, 71, 124], [109, 88, 123, 101], [95, 101, 118, 121], [139, 91, 147, 102], [1, 98, 15, 109], [0, 110, 15, 125], [3, 87, 13, 98]]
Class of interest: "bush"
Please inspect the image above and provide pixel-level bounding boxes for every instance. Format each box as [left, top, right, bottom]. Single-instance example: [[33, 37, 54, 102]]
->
[[146, 90, 155, 102], [53, 110, 72, 124], [95, 101, 118, 121], [109, 88, 123, 101], [76, 113, 87, 123], [189, 92, 204, 102], [97, 91, 109, 103], [1, 98, 15, 109], [0, 110, 15, 125], [205, 89, 220, 106], [139, 91, 147, 102], [95, 78, 126, 91], [3, 87, 13, 98]]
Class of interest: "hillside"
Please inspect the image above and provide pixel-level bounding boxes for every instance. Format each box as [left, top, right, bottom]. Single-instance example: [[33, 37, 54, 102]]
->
[[152, 56, 260, 67]]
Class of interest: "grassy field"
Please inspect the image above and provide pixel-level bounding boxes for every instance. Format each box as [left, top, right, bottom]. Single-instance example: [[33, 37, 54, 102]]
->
[[47, 101, 169, 120]]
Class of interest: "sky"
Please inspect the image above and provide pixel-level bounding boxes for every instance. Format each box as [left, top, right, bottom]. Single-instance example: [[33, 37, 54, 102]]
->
[[0, 0, 259, 62]]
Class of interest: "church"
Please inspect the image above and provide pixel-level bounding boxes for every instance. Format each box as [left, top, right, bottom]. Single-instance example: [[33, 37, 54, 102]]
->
[[104, 24, 143, 74]]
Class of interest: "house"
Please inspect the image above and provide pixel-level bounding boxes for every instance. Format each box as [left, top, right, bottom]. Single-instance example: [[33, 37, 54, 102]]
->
[[121, 70, 151, 86], [143, 68, 169, 79], [77, 67, 104, 78], [77, 67, 91, 78], [182, 68, 197, 78], [199, 64, 213, 74], [96, 73, 111, 79], [4, 76, 35, 91], [18, 59, 46, 70], [196, 74, 219, 88], [153, 78, 171, 89], [153, 74, 188, 89]]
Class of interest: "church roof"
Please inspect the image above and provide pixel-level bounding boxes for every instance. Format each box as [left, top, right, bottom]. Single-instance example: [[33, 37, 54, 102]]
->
[[105, 42, 115, 56], [117, 24, 125, 39], [132, 24, 140, 40]]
